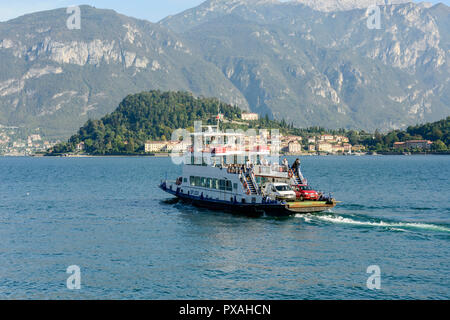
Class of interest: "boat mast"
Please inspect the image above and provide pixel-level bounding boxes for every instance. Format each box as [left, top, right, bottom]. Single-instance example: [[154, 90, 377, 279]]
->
[[216, 104, 221, 132]]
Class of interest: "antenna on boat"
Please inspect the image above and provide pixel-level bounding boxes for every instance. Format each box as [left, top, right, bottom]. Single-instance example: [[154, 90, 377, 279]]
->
[[215, 104, 222, 132]]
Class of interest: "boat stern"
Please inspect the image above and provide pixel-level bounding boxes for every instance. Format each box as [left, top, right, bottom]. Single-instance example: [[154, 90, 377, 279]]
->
[[285, 199, 337, 214]]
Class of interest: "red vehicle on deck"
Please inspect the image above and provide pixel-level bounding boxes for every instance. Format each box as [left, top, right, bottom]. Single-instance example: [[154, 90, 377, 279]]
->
[[293, 184, 319, 201]]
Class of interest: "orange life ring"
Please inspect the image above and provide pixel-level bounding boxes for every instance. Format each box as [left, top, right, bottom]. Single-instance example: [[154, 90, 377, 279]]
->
[[246, 189, 251, 195]]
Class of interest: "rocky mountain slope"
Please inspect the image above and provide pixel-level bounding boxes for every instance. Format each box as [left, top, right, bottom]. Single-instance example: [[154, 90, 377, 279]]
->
[[292, 0, 411, 12], [0, 1, 449, 139], [161, 0, 449, 130], [0, 6, 248, 138]]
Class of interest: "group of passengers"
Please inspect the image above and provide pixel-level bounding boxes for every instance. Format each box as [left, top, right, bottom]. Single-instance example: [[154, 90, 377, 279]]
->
[[225, 157, 301, 175], [282, 158, 301, 175], [227, 164, 243, 174], [226, 160, 254, 174]]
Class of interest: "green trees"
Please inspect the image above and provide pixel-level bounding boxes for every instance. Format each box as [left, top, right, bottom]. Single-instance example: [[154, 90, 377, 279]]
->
[[406, 116, 449, 146], [432, 140, 447, 152], [49, 90, 242, 155], [361, 117, 449, 152], [48, 90, 450, 155]]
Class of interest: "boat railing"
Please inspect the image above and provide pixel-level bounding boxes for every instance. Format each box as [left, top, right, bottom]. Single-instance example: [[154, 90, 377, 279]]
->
[[239, 172, 248, 192], [253, 164, 290, 177], [225, 165, 245, 175], [249, 170, 261, 195], [296, 170, 306, 184]]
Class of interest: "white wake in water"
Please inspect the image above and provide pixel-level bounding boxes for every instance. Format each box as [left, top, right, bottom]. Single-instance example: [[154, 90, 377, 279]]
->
[[296, 214, 450, 233]]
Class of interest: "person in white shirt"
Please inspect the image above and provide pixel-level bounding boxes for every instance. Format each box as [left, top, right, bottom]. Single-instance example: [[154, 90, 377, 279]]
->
[[246, 159, 251, 170], [282, 158, 289, 171]]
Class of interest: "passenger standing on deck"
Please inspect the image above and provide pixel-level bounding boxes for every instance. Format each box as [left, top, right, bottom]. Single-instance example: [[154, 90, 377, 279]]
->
[[291, 158, 301, 175], [282, 158, 289, 171], [246, 159, 252, 173]]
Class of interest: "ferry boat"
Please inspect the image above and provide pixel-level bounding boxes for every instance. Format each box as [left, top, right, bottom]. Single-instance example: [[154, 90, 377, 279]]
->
[[159, 122, 337, 217]]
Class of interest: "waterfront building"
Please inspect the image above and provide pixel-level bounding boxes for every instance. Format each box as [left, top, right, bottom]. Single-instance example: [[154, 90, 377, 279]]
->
[[145, 141, 167, 153], [241, 113, 259, 121], [288, 141, 302, 154], [317, 142, 333, 153], [394, 140, 433, 149]]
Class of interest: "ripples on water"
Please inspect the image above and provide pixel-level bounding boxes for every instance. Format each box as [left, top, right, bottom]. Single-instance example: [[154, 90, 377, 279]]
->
[[0, 155, 449, 299]]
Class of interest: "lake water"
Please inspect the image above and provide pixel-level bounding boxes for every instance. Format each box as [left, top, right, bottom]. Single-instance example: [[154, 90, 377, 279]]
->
[[0, 155, 449, 299]]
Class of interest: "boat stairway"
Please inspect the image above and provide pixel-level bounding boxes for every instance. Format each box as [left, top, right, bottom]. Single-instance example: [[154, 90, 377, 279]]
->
[[245, 175, 258, 195], [294, 173, 302, 185]]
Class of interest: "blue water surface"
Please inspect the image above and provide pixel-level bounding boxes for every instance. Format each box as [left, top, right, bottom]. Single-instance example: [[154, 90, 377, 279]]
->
[[0, 155, 449, 299]]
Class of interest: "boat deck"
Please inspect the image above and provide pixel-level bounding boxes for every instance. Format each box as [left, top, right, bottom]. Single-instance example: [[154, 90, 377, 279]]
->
[[285, 200, 336, 213]]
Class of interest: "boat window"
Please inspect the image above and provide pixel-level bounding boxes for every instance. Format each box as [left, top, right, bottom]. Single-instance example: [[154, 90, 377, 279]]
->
[[190, 176, 195, 186], [207, 178, 212, 189], [212, 179, 218, 189], [219, 180, 226, 191], [275, 185, 292, 191], [195, 176, 201, 187], [233, 183, 238, 190], [226, 180, 232, 191], [201, 177, 207, 187], [183, 178, 187, 183]]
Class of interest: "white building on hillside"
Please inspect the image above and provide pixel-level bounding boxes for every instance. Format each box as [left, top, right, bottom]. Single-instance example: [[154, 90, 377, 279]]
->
[[241, 113, 259, 121]]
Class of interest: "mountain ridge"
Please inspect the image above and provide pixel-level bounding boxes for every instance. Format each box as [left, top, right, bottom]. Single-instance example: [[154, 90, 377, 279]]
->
[[0, 5, 248, 138], [291, 0, 413, 12], [0, 2, 449, 140], [161, 0, 449, 130]]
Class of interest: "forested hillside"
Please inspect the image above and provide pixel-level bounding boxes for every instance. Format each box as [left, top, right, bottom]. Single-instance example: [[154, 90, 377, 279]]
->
[[49, 90, 450, 155], [50, 91, 242, 154]]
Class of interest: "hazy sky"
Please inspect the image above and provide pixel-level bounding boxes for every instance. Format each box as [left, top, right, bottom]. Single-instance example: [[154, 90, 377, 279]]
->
[[0, 0, 448, 22]]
